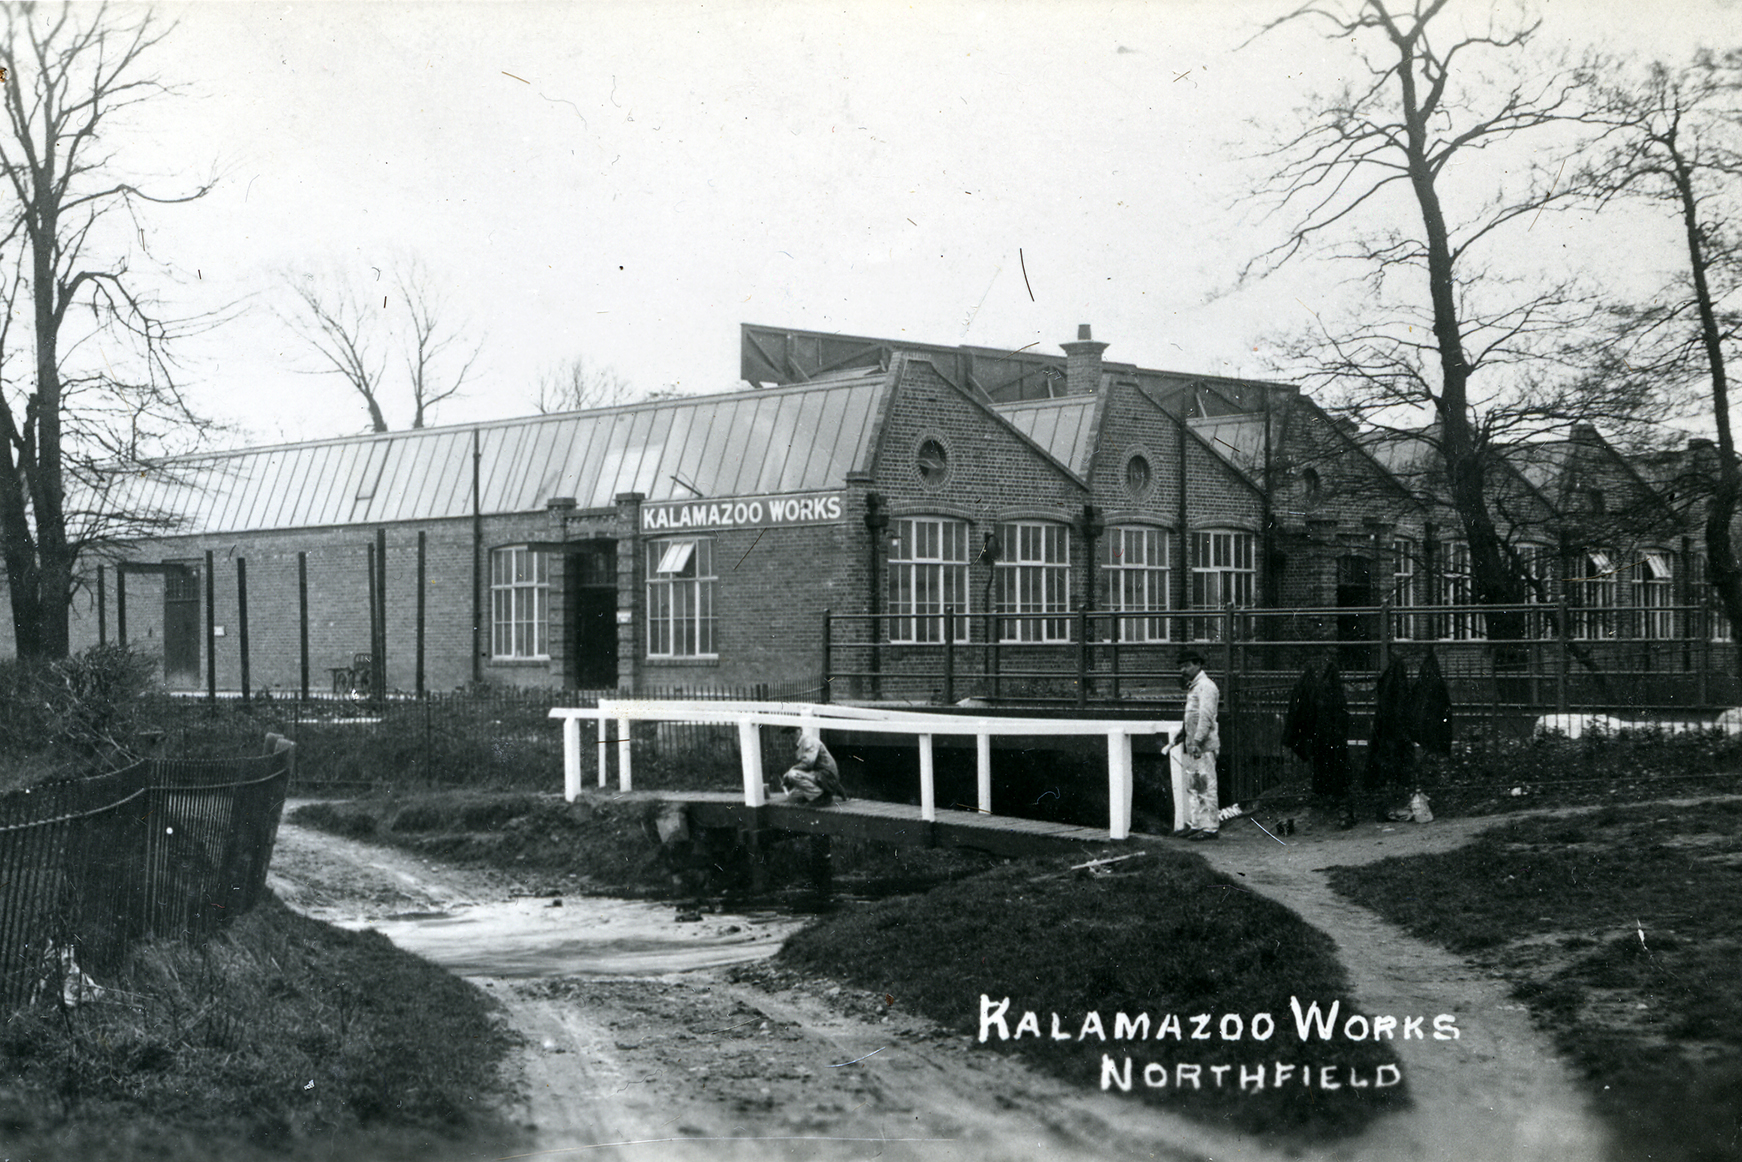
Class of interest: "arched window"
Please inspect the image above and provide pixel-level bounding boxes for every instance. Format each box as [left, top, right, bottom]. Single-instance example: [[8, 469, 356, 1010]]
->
[[995, 521, 1071, 642], [1188, 530, 1254, 640], [1101, 526, 1169, 641], [887, 517, 970, 643], [1570, 550, 1616, 640], [1633, 551, 1673, 639]]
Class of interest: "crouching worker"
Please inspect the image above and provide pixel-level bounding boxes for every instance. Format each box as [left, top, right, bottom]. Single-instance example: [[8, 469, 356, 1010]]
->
[[773, 726, 849, 806]]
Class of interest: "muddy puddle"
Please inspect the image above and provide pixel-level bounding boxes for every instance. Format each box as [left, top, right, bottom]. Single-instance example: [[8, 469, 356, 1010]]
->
[[325, 895, 810, 978]]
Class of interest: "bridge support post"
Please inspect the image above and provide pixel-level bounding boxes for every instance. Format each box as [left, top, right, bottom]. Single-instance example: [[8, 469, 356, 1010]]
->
[[918, 734, 936, 822], [618, 716, 633, 792], [563, 715, 582, 802], [738, 720, 766, 806], [1107, 731, 1133, 840], [976, 732, 992, 814]]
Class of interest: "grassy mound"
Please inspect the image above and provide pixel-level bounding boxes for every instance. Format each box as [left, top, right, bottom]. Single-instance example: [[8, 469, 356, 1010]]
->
[[0, 895, 523, 1161], [776, 850, 1409, 1141], [1327, 799, 1742, 1162]]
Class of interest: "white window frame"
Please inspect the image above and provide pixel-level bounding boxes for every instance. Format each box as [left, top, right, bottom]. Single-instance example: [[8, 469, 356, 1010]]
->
[[1434, 540, 1486, 641], [1570, 549, 1616, 640], [1188, 530, 1254, 641], [1102, 526, 1170, 642], [887, 516, 971, 644], [1392, 537, 1418, 640], [1634, 551, 1674, 640], [491, 546, 550, 660], [995, 521, 1072, 643], [646, 536, 716, 658]]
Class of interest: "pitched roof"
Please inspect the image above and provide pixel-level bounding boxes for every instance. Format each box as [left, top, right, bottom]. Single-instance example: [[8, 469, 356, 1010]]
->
[[89, 373, 893, 537], [992, 396, 1099, 476]]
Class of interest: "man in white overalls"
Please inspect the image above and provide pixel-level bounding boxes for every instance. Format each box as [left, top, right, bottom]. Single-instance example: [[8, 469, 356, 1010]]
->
[[1177, 650, 1221, 840]]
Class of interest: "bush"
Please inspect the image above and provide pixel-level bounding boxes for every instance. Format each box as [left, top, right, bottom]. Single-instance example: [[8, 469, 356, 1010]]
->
[[0, 645, 159, 776]]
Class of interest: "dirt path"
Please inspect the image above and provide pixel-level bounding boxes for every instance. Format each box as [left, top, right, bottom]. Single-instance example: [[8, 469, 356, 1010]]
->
[[267, 815, 1614, 1162]]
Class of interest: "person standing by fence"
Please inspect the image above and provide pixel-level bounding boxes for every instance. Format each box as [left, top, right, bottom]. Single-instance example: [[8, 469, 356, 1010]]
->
[[1179, 650, 1221, 841]]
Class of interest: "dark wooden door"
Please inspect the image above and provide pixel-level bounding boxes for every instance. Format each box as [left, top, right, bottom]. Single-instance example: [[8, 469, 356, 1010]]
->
[[163, 564, 201, 683], [569, 543, 618, 688]]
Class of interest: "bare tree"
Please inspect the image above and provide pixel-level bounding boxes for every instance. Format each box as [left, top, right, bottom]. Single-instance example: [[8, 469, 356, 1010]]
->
[[1248, 0, 1612, 620], [397, 260, 479, 429], [1576, 50, 1742, 671], [533, 354, 634, 414], [284, 271, 389, 432], [285, 258, 480, 431], [0, 3, 214, 660]]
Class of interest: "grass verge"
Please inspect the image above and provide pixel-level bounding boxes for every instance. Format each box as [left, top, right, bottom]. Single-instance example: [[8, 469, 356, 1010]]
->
[[1325, 798, 1742, 1162], [0, 895, 523, 1161], [770, 849, 1410, 1142]]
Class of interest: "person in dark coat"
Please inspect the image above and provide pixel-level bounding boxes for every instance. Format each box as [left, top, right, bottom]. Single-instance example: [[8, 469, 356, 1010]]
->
[[1409, 648, 1453, 755], [1283, 663, 1321, 765], [1365, 656, 1416, 818], [1313, 660, 1351, 801]]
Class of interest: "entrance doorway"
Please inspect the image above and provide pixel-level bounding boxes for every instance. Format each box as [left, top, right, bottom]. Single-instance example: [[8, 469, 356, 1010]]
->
[[569, 542, 618, 688], [163, 563, 201, 685]]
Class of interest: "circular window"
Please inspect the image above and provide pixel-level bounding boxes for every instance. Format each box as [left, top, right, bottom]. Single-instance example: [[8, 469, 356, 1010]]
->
[[916, 438, 950, 487], [1125, 453, 1152, 498]]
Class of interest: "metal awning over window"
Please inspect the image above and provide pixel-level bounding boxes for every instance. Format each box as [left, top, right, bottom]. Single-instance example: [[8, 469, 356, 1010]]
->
[[654, 540, 695, 576], [1587, 550, 1614, 576], [1645, 551, 1673, 579]]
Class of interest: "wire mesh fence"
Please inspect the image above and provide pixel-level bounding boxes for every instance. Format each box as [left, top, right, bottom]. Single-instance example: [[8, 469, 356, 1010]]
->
[[0, 738, 292, 1010]]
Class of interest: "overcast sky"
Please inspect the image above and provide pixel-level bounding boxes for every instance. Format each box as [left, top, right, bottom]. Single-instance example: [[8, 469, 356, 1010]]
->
[[105, 0, 1742, 446]]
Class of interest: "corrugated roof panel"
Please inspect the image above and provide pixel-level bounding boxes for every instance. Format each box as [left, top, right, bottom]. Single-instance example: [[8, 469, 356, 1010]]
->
[[244, 452, 287, 530], [481, 424, 525, 514], [997, 398, 1096, 474], [784, 388, 840, 491], [387, 432, 441, 522], [631, 408, 676, 500], [430, 430, 475, 518], [685, 398, 735, 498], [656, 407, 700, 501], [563, 415, 610, 509], [721, 397, 769, 497], [752, 393, 796, 496], [513, 419, 568, 512], [273, 443, 323, 529]]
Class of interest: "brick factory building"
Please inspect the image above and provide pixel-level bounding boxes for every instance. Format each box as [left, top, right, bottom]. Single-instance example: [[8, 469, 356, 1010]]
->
[[1, 323, 1711, 697]]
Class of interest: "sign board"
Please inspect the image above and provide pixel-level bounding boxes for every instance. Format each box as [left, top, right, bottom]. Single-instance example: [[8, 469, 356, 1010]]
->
[[640, 491, 844, 533]]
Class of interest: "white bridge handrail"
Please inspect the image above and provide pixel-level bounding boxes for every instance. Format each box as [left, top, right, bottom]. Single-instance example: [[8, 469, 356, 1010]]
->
[[549, 699, 1182, 841]]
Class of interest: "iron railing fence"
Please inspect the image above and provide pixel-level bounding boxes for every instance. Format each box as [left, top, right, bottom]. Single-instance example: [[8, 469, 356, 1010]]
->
[[0, 738, 291, 1010], [822, 601, 1737, 710]]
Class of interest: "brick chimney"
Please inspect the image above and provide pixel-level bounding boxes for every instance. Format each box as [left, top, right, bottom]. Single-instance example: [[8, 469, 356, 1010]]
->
[[1061, 324, 1108, 396]]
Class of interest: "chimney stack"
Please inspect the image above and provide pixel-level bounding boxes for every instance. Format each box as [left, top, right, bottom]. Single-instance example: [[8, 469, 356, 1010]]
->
[[1061, 323, 1108, 396]]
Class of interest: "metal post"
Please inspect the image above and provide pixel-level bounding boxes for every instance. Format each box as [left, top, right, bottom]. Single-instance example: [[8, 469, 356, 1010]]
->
[[205, 550, 217, 705], [116, 567, 128, 647], [237, 558, 251, 707], [1378, 596, 1392, 674], [298, 553, 309, 701], [943, 603, 955, 705], [820, 609, 832, 704], [1556, 596, 1570, 713], [375, 528, 388, 699], [1076, 607, 1089, 709], [416, 531, 427, 698], [97, 565, 106, 647]]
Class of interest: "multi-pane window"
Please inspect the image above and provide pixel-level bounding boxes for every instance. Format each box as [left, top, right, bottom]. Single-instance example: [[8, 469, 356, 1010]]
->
[[646, 536, 716, 657], [1392, 538, 1418, 640], [1570, 550, 1616, 639], [1634, 552, 1674, 639], [888, 517, 970, 643], [1101, 526, 1169, 641], [1188, 530, 1254, 640], [1434, 540, 1485, 640], [995, 521, 1071, 642], [1692, 552, 1735, 642], [491, 547, 549, 659]]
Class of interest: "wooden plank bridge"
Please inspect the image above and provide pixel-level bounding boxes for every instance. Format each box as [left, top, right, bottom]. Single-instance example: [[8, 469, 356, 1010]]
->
[[551, 699, 1191, 851]]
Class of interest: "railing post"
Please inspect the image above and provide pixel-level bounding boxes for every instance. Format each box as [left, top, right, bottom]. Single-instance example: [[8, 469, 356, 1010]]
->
[[1107, 730, 1133, 841], [563, 714, 582, 802], [1556, 596, 1571, 714], [918, 734, 936, 822], [1076, 607, 1089, 709], [820, 609, 832, 704], [738, 718, 766, 807], [976, 731, 992, 815], [944, 604, 956, 705], [1378, 597, 1392, 674]]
